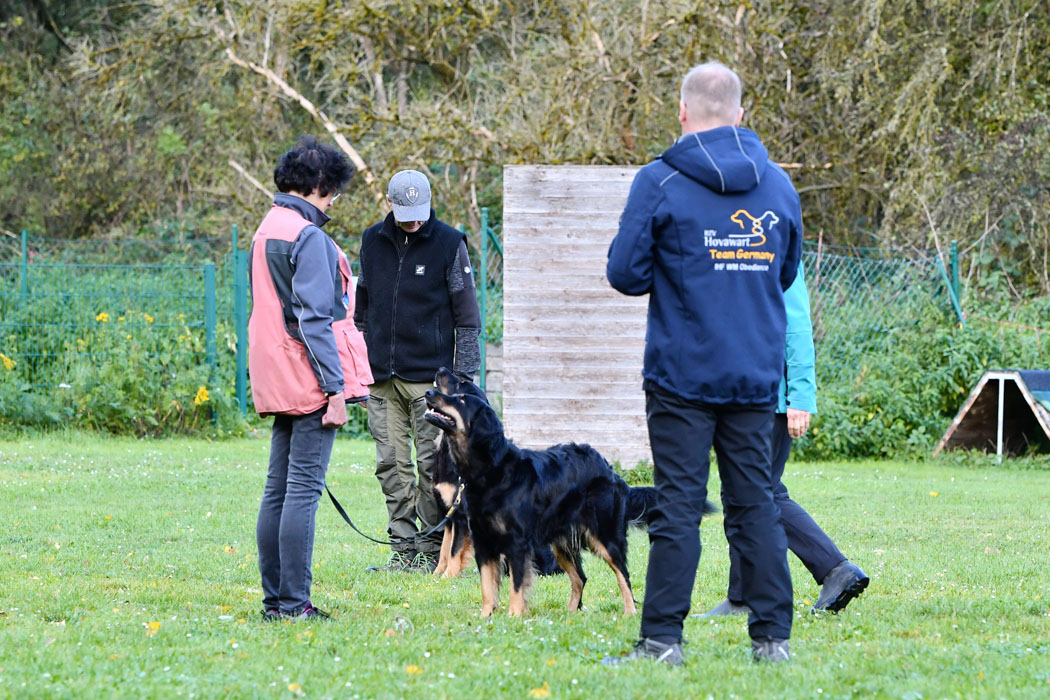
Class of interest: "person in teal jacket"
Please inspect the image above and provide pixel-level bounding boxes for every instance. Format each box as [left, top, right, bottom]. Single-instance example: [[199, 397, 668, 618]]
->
[[701, 263, 870, 616]]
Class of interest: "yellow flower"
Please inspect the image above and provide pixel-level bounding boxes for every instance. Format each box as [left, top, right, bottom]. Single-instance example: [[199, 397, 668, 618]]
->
[[95, 312, 109, 323], [144, 313, 154, 324], [145, 621, 161, 636], [0, 353, 14, 371], [194, 386, 210, 405], [528, 682, 551, 698], [405, 665, 423, 675]]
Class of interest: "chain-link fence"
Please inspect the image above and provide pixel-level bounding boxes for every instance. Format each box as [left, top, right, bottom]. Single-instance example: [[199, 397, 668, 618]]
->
[[805, 242, 945, 389], [1, 222, 505, 436], [474, 207, 504, 390], [9, 226, 1045, 456]]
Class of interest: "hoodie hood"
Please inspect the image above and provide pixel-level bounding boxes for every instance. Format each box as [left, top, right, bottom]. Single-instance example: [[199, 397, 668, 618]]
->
[[661, 126, 769, 194]]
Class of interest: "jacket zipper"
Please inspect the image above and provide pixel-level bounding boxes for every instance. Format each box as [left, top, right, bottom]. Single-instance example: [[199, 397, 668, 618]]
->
[[389, 233, 411, 375]]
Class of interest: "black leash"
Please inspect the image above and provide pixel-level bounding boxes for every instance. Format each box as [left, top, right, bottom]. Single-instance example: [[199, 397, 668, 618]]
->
[[324, 480, 465, 547]]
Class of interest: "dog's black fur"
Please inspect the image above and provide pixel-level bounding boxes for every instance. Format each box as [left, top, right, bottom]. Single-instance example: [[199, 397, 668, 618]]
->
[[424, 386, 672, 616], [430, 368, 561, 578]]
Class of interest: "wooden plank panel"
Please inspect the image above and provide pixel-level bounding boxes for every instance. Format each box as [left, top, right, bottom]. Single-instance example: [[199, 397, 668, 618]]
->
[[503, 165, 653, 465]]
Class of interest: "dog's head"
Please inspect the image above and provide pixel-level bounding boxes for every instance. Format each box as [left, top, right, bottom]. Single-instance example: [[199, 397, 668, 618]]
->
[[424, 389, 504, 472], [434, 367, 489, 404]]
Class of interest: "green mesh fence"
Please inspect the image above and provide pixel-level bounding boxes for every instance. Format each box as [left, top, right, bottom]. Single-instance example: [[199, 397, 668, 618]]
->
[[0, 261, 215, 388], [4, 230, 978, 446], [474, 208, 504, 391], [805, 242, 945, 389]]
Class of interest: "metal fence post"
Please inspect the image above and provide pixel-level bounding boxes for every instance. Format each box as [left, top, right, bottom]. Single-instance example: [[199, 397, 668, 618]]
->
[[204, 264, 217, 372], [20, 230, 29, 301], [478, 207, 489, 391], [935, 254, 965, 328], [950, 239, 960, 305], [232, 225, 248, 415]]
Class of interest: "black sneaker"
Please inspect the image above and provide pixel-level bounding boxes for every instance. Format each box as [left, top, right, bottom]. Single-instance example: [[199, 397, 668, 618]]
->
[[601, 638, 685, 667], [813, 561, 869, 613], [260, 608, 281, 622], [283, 602, 331, 621], [366, 551, 416, 573], [409, 551, 438, 573], [751, 637, 790, 663]]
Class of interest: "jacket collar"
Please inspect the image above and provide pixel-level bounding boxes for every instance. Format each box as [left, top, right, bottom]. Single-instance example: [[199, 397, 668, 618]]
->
[[379, 209, 438, 241], [274, 193, 330, 228]]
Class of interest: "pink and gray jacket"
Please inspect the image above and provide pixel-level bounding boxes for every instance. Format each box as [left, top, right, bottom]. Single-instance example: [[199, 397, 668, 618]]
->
[[247, 194, 372, 416]]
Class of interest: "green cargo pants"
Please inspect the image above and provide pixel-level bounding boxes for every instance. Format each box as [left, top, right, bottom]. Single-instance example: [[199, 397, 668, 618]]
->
[[367, 376, 443, 555]]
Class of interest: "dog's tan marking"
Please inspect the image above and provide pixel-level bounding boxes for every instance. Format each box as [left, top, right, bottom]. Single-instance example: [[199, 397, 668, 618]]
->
[[434, 482, 457, 507], [507, 562, 534, 617], [552, 548, 585, 611], [434, 526, 454, 576], [479, 560, 500, 616], [443, 535, 474, 578], [588, 534, 636, 615]]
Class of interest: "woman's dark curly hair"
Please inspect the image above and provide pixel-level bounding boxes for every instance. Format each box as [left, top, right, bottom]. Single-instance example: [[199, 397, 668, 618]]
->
[[273, 135, 355, 196]]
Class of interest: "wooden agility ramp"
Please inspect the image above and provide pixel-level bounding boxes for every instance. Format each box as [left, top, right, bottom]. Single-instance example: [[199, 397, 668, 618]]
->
[[934, 369, 1050, 460]]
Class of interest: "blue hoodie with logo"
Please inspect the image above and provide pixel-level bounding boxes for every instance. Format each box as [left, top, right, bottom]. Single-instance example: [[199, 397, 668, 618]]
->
[[607, 126, 802, 405]]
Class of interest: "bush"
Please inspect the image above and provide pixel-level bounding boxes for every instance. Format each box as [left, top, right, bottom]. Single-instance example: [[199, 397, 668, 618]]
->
[[794, 295, 1050, 460]]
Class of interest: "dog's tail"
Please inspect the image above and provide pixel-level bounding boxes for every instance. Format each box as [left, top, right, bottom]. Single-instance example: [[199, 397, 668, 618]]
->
[[625, 486, 719, 528], [625, 486, 659, 528]]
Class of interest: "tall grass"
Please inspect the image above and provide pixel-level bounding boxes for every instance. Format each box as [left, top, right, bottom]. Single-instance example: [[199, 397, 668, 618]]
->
[[2, 434, 1048, 698]]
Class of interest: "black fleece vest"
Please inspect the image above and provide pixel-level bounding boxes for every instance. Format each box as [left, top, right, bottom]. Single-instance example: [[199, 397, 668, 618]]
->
[[358, 215, 465, 382]]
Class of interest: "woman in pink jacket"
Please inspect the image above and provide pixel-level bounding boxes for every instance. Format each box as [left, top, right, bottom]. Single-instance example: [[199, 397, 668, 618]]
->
[[248, 135, 372, 620]]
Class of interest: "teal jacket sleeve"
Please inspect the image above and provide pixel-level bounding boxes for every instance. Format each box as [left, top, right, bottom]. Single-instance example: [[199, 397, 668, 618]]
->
[[778, 262, 817, 414]]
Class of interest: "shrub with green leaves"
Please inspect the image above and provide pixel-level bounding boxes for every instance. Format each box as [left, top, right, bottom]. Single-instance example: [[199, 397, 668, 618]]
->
[[796, 296, 1050, 460]]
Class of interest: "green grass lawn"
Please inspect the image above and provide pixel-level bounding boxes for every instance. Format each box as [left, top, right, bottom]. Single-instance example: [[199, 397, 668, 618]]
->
[[1, 433, 1048, 699]]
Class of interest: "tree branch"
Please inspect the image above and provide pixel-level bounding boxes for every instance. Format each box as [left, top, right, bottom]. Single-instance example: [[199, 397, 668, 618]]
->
[[228, 159, 273, 200], [224, 47, 385, 205]]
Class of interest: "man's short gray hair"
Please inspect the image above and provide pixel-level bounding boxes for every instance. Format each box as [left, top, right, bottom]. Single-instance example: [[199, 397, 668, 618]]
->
[[680, 61, 742, 126]]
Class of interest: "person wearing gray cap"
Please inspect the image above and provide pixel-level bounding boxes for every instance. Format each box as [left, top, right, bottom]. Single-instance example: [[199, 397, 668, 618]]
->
[[354, 169, 482, 573]]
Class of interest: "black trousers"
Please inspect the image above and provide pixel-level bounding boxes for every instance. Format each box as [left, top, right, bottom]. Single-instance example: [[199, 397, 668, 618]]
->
[[725, 413, 846, 601], [640, 387, 793, 642]]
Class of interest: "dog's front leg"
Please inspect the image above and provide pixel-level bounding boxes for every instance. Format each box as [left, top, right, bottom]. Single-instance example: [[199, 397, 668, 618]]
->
[[507, 555, 533, 617], [434, 526, 454, 576], [479, 559, 501, 616], [444, 534, 473, 579]]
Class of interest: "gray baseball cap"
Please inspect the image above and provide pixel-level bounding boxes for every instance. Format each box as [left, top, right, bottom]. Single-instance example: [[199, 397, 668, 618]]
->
[[388, 170, 432, 222]]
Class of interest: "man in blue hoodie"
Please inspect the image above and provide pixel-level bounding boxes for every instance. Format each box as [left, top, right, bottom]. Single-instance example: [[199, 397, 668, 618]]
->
[[603, 61, 801, 666]]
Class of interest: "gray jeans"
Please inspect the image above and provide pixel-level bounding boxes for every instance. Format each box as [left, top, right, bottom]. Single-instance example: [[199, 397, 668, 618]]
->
[[256, 407, 336, 613], [367, 377, 443, 554]]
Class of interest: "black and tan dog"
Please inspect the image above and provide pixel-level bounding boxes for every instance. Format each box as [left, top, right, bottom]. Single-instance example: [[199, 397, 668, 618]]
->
[[424, 386, 667, 617], [429, 368, 562, 579], [429, 368, 482, 578]]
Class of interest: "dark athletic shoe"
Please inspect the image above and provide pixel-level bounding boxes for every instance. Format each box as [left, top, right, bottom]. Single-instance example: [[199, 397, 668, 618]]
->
[[751, 637, 790, 663], [813, 561, 869, 613], [409, 551, 438, 573], [601, 638, 685, 667], [366, 551, 416, 573], [260, 608, 281, 622], [283, 602, 331, 621], [695, 598, 751, 617]]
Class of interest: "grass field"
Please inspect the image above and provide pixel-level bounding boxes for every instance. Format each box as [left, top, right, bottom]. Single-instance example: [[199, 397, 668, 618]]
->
[[1, 433, 1048, 699]]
